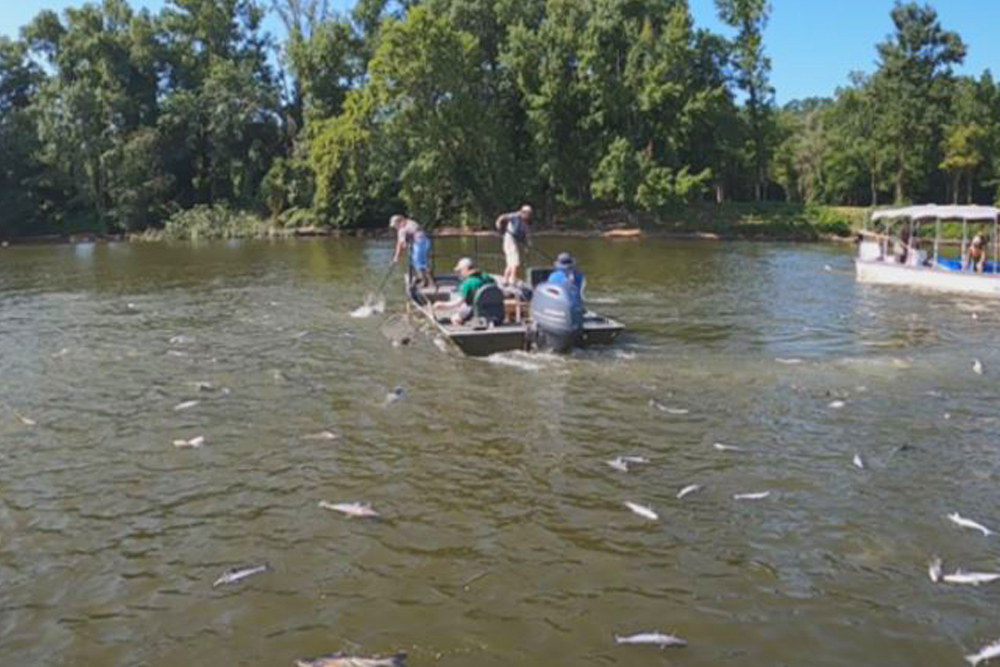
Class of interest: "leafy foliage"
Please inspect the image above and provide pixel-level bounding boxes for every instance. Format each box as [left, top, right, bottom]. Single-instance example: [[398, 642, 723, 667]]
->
[[1, 0, 1000, 239]]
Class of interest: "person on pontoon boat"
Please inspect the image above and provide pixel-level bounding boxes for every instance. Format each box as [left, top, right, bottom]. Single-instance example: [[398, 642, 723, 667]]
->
[[390, 214, 434, 289], [967, 234, 988, 273], [433, 257, 496, 325]]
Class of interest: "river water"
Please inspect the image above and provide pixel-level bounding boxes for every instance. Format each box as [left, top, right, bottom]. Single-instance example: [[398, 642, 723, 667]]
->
[[2, 237, 999, 666]]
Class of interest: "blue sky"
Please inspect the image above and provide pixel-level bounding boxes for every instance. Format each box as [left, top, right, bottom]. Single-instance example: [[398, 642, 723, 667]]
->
[[1, 0, 997, 104]]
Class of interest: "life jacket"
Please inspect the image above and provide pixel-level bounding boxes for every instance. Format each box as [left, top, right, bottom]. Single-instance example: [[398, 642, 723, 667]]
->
[[506, 216, 528, 243]]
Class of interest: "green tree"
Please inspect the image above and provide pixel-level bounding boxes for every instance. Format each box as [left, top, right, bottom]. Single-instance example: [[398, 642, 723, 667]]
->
[[873, 1, 965, 203], [716, 0, 773, 201]]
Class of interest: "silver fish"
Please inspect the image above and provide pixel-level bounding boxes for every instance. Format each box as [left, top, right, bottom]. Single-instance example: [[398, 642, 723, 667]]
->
[[303, 431, 339, 441], [614, 632, 687, 648], [677, 484, 702, 499], [213, 563, 270, 587], [606, 456, 649, 472], [943, 570, 1000, 586], [384, 386, 405, 405], [829, 400, 846, 409], [733, 491, 771, 500], [775, 357, 803, 365], [974, 359, 984, 375], [606, 458, 630, 472], [173, 400, 200, 411], [967, 639, 1000, 666], [15, 413, 36, 426], [852, 453, 864, 469], [295, 651, 406, 667], [949, 512, 994, 537], [713, 442, 743, 452], [172, 435, 205, 448], [649, 399, 687, 415], [624, 502, 659, 521], [319, 501, 379, 518], [928, 557, 942, 583]]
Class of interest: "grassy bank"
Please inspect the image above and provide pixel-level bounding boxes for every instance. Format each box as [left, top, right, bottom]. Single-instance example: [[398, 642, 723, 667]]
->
[[7, 202, 871, 244], [556, 203, 868, 241]]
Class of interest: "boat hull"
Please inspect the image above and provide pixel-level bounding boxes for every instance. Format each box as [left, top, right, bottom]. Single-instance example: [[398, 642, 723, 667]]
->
[[443, 318, 625, 357], [855, 259, 1000, 297]]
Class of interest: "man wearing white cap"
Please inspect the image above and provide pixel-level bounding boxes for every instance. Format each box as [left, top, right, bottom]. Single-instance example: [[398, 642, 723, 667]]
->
[[433, 257, 495, 325], [495, 204, 532, 285]]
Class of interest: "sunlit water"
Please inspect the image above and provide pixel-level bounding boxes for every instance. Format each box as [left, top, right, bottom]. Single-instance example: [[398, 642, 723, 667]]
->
[[2, 237, 1000, 666]]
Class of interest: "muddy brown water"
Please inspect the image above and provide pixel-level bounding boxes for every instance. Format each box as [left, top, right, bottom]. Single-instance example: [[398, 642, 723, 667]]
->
[[2, 237, 1000, 666]]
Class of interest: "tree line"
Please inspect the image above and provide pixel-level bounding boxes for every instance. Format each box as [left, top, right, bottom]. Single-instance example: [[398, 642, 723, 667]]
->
[[0, 0, 997, 238]]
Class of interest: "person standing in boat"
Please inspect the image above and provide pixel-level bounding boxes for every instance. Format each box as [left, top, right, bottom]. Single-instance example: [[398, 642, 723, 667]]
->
[[546, 252, 585, 310], [433, 257, 495, 325], [390, 214, 434, 289], [495, 204, 532, 285]]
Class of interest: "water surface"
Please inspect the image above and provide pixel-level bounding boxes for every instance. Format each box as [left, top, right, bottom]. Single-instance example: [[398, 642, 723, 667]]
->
[[2, 237, 999, 666]]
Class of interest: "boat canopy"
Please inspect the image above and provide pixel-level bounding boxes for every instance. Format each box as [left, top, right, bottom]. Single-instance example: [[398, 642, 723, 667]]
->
[[871, 204, 1000, 222]]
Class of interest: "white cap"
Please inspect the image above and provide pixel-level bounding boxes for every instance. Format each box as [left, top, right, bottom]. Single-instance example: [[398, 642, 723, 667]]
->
[[454, 257, 475, 272]]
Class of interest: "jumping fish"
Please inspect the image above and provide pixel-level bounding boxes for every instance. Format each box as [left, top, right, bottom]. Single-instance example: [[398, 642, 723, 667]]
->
[[172, 435, 205, 448], [948, 512, 994, 537], [974, 359, 984, 375], [943, 570, 1000, 586], [966, 639, 1000, 666], [829, 400, 846, 409], [169, 334, 191, 345], [624, 502, 659, 521], [319, 501, 380, 518], [15, 413, 36, 426], [173, 400, 200, 411], [613, 632, 687, 648], [713, 442, 743, 452], [775, 357, 803, 365], [295, 651, 406, 667], [212, 563, 270, 587], [188, 381, 215, 392], [677, 484, 702, 499], [928, 557, 942, 583], [853, 453, 864, 469], [734, 491, 771, 501]]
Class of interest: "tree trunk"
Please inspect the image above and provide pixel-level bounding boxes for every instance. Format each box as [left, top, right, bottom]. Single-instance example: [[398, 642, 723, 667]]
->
[[965, 170, 973, 204], [870, 169, 877, 207]]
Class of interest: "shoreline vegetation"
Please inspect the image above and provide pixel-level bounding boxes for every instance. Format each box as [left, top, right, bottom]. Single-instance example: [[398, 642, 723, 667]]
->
[[2, 1, 998, 247], [1, 203, 865, 246]]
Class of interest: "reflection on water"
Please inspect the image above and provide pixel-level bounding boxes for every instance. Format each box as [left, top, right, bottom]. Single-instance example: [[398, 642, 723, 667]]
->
[[2, 237, 1000, 666]]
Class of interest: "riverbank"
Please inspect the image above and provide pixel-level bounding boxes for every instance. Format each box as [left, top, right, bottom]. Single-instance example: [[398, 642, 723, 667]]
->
[[1, 203, 868, 245]]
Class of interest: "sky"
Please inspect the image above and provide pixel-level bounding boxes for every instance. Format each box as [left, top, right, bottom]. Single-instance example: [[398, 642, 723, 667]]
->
[[1, 0, 997, 104]]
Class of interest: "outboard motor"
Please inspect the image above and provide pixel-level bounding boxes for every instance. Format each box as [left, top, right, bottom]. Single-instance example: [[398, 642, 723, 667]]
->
[[530, 282, 584, 352]]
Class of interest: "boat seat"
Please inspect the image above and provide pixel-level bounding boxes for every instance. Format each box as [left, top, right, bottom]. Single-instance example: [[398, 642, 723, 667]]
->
[[473, 283, 505, 325]]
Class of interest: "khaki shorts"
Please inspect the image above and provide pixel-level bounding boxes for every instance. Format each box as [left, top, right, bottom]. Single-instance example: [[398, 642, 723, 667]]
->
[[503, 234, 521, 268]]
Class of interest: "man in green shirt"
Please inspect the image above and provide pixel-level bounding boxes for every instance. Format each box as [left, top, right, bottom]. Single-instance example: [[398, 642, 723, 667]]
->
[[434, 257, 495, 324]]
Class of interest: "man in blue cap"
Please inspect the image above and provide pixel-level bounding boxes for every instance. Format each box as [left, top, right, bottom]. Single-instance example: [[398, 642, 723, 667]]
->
[[547, 252, 584, 309]]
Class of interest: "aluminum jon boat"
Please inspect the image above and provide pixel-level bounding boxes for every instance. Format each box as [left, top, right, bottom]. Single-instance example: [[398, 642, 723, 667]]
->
[[855, 204, 1000, 297], [406, 266, 624, 357]]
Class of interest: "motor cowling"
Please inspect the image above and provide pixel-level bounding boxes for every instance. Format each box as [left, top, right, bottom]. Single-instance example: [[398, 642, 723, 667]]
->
[[530, 281, 584, 352]]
